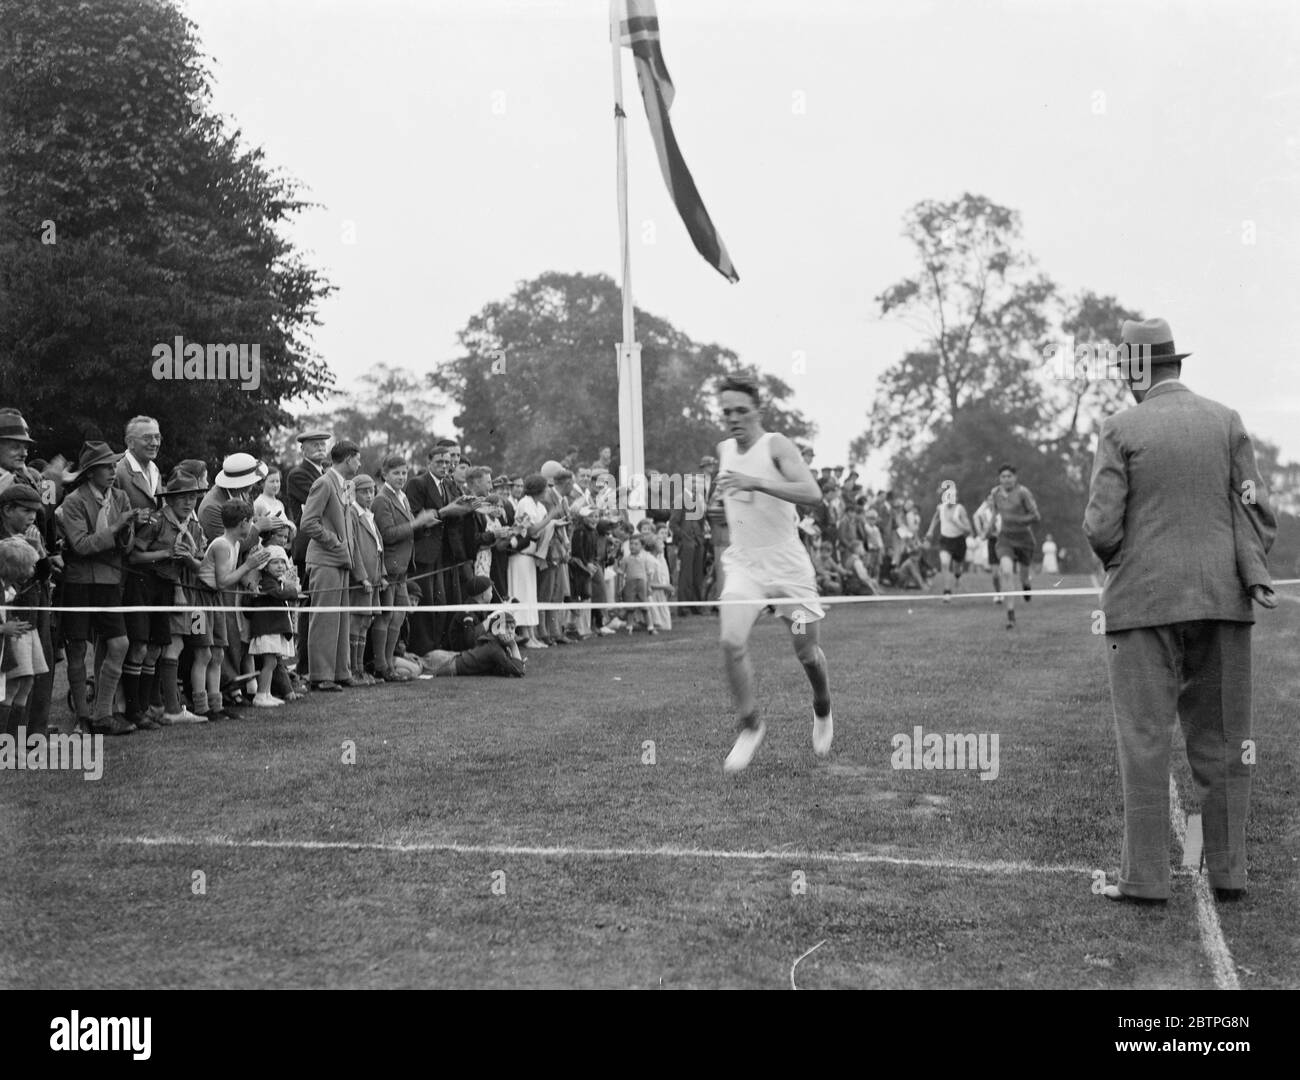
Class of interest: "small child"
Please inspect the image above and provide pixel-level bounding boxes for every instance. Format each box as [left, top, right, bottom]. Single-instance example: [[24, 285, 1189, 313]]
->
[[0, 536, 40, 737], [617, 534, 654, 634], [643, 536, 672, 633], [245, 545, 298, 706]]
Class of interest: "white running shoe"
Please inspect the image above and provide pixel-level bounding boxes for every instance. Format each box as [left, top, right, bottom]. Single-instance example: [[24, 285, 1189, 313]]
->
[[252, 693, 284, 707], [525, 639, 549, 649], [724, 721, 766, 773], [164, 708, 207, 724], [597, 627, 616, 636], [812, 711, 833, 757]]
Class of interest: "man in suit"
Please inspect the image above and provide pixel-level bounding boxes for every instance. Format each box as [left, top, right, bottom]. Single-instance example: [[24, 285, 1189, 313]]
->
[[372, 454, 439, 679], [284, 430, 330, 674], [669, 478, 707, 616], [1084, 318, 1276, 904], [404, 445, 449, 654], [300, 439, 361, 691], [113, 416, 167, 733]]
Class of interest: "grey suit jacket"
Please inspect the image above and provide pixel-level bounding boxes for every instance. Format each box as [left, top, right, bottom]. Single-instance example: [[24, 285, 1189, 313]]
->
[[1083, 380, 1276, 632], [301, 468, 354, 569]]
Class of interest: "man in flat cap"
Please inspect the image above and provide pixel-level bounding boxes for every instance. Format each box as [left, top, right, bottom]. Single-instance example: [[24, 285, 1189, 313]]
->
[[1084, 318, 1276, 905]]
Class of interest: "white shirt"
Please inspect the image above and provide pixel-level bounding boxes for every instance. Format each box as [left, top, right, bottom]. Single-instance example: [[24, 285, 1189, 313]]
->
[[124, 450, 161, 496]]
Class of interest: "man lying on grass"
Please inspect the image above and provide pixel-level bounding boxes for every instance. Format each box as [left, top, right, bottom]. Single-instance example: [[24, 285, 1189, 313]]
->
[[421, 608, 526, 678]]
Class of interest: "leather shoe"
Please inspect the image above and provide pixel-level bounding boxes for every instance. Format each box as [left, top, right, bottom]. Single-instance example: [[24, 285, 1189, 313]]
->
[[133, 716, 162, 731], [311, 681, 343, 692], [381, 671, 411, 683], [91, 716, 135, 736], [1102, 885, 1166, 905], [1214, 887, 1246, 902]]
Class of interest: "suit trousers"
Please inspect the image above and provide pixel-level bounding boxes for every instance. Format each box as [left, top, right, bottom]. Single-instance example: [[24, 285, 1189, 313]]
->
[[307, 565, 352, 684], [407, 560, 442, 655], [676, 539, 705, 612], [1105, 620, 1253, 898]]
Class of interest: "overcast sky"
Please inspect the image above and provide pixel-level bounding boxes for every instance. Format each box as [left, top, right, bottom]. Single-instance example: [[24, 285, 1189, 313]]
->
[[185, 0, 1300, 482]]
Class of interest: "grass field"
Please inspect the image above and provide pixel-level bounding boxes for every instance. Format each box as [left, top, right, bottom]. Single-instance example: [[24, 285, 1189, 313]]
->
[[3, 573, 1298, 989]]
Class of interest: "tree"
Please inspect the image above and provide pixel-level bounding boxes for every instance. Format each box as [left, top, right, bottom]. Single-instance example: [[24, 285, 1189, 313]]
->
[[853, 194, 1056, 464], [1045, 291, 1145, 490], [432, 271, 813, 477], [273, 365, 444, 477], [0, 0, 334, 465]]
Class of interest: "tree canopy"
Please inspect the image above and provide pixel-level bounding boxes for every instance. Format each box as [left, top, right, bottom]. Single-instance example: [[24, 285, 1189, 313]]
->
[[432, 271, 813, 477], [0, 0, 334, 463]]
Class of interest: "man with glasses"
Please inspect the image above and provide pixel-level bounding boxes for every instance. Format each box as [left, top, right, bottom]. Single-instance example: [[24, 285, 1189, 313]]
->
[[712, 375, 834, 773], [114, 417, 168, 729]]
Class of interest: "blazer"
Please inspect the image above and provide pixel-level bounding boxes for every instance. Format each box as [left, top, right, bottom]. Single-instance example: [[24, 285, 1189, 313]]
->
[[1083, 380, 1276, 632], [372, 483, 417, 578], [113, 453, 162, 511], [58, 482, 134, 585], [404, 471, 448, 566], [285, 459, 325, 562], [348, 504, 383, 585], [300, 468, 354, 570]]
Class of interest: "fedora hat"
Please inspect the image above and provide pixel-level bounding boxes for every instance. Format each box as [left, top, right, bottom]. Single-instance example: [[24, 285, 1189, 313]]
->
[[156, 473, 208, 500], [0, 410, 36, 444], [215, 452, 269, 490], [1119, 317, 1190, 364], [63, 441, 123, 485]]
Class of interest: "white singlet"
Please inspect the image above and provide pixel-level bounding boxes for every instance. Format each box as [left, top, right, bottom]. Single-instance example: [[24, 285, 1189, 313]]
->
[[718, 433, 825, 622]]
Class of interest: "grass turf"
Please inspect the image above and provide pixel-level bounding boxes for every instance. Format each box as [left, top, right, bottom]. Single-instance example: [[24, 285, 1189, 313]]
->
[[3, 573, 1297, 988]]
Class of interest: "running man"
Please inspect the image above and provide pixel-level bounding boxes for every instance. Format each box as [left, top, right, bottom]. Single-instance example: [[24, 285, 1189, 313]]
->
[[712, 375, 833, 773], [982, 464, 1041, 629], [925, 480, 972, 602]]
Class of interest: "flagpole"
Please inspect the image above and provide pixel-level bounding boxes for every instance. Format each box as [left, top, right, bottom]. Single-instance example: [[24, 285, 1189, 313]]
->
[[610, 0, 645, 523]]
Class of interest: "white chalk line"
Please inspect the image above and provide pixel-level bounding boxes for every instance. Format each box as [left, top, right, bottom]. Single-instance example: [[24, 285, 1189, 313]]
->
[[790, 939, 827, 990], [113, 833, 1100, 876], [1170, 778, 1240, 991]]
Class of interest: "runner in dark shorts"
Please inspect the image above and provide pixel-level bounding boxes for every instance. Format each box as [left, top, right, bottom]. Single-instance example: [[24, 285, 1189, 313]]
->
[[983, 464, 1041, 630]]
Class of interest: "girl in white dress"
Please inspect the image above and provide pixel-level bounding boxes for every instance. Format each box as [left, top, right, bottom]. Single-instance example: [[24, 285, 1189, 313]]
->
[[644, 536, 673, 630], [508, 475, 551, 648]]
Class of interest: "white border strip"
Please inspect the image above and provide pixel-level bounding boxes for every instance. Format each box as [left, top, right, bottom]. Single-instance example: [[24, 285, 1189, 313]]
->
[[115, 834, 1098, 876], [1169, 778, 1240, 991]]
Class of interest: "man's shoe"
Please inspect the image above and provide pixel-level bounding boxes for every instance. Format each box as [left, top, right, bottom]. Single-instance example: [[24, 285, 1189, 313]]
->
[[993, 595, 1002, 604], [164, 708, 208, 724], [1102, 885, 1167, 905], [90, 716, 135, 736], [1214, 887, 1246, 902], [724, 720, 766, 773], [133, 716, 162, 731], [812, 711, 833, 757], [524, 640, 548, 650], [597, 627, 616, 636], [253, 693, 285, 708], [311, 681, 344, 692], [551, 636, 570, 645], [381, 670, 412, 683]]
